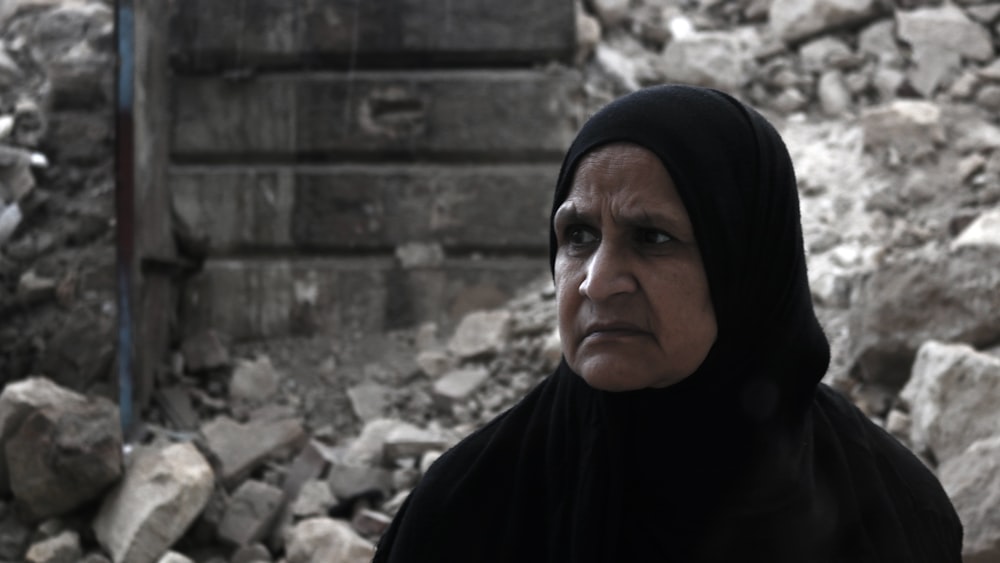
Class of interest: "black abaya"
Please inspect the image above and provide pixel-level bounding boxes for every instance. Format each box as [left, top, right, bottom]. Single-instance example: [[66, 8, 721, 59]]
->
[[373, 85, 962, 562]]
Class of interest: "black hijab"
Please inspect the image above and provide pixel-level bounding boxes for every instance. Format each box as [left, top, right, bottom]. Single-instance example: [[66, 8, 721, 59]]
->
[[373, 85, 962, 562]]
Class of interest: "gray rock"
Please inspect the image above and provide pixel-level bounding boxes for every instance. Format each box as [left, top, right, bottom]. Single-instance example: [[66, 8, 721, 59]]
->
[[0, 510, 30, 561], [940, 436, 1000, 563], [900, 341, 1000, 465], [44, 111, 111, 164], [952, 207, 1000, 251], [0, 145, 35, 203], [93, 442, 214, 563], [383, 423, 451, 462], [976, 85, 1000, 112], [217, 480, 284, 547], [857, 19, 900, 63], [849, 248, 1000, 387], [799, 37, 853, 74], [200, 415, 306, 485], [290, 479, 336, 519], [230, 543, 272, 563], [660, 28, 759, 91], [24, 530, 81, 563], [230, 355, 281, 404], [284, 518, 374, 563], [432, 366, 490, 405], [769, 0, 879, 43], [817, 70, 852, 116], [590, 0, 629, 27], [35, 308, 115, 392], [575, 2, 601, 63], [327, 463, 393, 501], [860, 100, 945, 161], [77, 553, 112, 563], [155, 553, 194, 563], [447, 310, 511, 360], [907, 45, 961, 99], [415, 349, 453, 379], [896, 4, 994, 62], [6, 394, 122, 520], [181, 329, 231, 373], [351, 508, 392, 537], [346, 383, 393, 422]]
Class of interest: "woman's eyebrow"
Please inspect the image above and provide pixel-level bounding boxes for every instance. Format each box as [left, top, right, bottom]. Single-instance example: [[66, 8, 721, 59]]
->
[[553, 205, 592, 225]]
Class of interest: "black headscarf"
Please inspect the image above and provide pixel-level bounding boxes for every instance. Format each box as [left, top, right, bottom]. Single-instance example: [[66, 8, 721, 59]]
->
[[373, 85, 962, 562]]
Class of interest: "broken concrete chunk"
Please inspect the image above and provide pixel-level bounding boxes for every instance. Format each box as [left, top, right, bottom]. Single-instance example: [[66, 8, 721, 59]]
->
[[447, 310, 511, 359], [93, 442, 214, 563], [6, 395, 122, 520], [660, 28, 759, 91], [327, 463, 393, 501], [284, 517, 374, 563], [217, 480, 284, 547], [230, 543, 272, 563], [896, 4, 994, 62], [861, 100, 945, 161], [432, 366, 490, 405], [900, 341, 1000, 465], [230, 355, 281, 403], [155, 552, 194, 563], [940, 436, 1000, 563], [351, 508, 392, 538], [769, 0, 879, 43], [200, 415, 306, 485], [181, 329, 231, 373], [290, 479, 336, 519], [24, 530, 81, 563], [383, 423, 451, 462], [346, 383, 393, 423], [951, 207, 1000, 251]]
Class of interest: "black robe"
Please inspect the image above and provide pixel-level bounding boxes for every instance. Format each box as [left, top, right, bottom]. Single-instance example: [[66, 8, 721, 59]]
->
[[373, 85, 962, 562]]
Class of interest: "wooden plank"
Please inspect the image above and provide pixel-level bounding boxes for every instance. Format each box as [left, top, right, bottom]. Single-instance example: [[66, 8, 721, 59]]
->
[[169, 0, 576, 71], [170, 70, 582, 161], [169, 164, 557, 252], [179, 257, 548, 341]]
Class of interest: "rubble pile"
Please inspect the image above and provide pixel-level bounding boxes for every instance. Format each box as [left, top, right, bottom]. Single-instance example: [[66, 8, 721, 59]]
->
[[1, 0, 999, 561], [0, 0, 117, 392]]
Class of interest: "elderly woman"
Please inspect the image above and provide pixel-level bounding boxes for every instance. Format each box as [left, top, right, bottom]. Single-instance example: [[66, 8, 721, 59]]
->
[[373, 85, 962, 562]]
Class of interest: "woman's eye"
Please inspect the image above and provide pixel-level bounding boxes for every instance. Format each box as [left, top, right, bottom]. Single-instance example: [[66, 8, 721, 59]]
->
[[567, 226, 598, 245], [639, 229, 673, 244]]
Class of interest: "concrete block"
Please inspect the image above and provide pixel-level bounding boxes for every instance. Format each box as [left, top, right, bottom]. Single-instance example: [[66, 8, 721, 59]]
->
[[170, 70, 581, 160], [284, 517, 373, 563], [200, 415, 307, 486], [170, 0, 574, 70], [217, 480, 284, 546]]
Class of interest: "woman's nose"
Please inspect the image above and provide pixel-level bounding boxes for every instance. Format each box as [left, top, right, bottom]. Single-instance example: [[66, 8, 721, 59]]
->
[[579, 242, 637, 301]]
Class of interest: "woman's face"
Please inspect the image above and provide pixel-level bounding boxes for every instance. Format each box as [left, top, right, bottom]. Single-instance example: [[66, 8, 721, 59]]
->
[[553, 143, 717, 391]]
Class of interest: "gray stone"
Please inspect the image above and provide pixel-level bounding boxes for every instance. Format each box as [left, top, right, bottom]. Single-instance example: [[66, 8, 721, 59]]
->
[[660, 28, 759, 91], [952, 207, 1000, 251], [0, 377, 122, 517], [218, 480, 284, 547], [181, 329, 230, 373], [976, 85, 1000, 112], [940, 436, 1000, 563], [817, 70, 852, 116], [849, 248, 1000, 387], [907, 45, 962, 98], [78, 553, 112, 563], [284, 518, 374, 563], [885, 409, 911, 440], [44, 111, 111, 164], [590, 0, 629, 27], [200, 415, 306, 485], [900, 341, 1000, 464], [575, 2, 601, 63], [327, 463, 393, 501], [799, 37, 853, 74], [0, 201, 22, 245], [860, 100, 945, 161], [230, 355, 280, 403], [93, 442, 214, 563], [351, 508, 392, 538], [0, 145, 35, 203], [857, 19, 900, 63], [433, 366, 490, 405], [448, 310, 511, 360], [769, 0, 879, 43], [155, 553, 194, 563], [383, 424, 451, 463], [230, 543, 272, 563], [6, 395, 122, 520], [24, 530, 81, 563], [896, 4, 994, 62], [415, 349, 453, 379], [346, 383, 393, 423], [290, 479, 336, 519]]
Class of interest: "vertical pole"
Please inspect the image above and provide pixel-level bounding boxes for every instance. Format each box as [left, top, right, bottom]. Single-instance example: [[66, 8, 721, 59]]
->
[[114, 0, 136, 442]]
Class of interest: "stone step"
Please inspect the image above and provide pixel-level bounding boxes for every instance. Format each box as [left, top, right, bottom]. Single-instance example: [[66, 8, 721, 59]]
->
[[169, 0, 575, 71], [179, 257, 548, 340], [170, 164, 557, 253], [169, 69, 582, 162]]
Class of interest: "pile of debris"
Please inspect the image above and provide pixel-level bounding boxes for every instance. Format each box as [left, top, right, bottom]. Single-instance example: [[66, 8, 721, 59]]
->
[[1, 0, 1000, 561]]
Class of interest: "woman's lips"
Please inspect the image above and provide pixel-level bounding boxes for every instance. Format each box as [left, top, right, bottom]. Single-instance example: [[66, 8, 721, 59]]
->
[[581, 322, 649, 341]]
